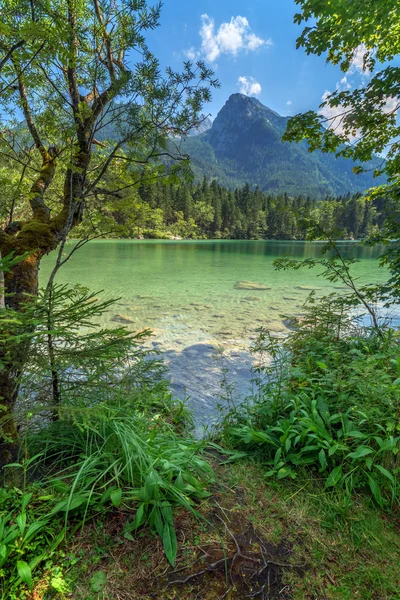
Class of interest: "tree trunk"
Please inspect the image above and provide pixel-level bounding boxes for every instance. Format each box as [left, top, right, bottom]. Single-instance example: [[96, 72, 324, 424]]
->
[[0, 250, 4, 309], [0, 253, 40, 466]]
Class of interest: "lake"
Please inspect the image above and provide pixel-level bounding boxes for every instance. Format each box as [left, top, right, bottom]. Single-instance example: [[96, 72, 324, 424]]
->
[[40, 240, 388, 429]]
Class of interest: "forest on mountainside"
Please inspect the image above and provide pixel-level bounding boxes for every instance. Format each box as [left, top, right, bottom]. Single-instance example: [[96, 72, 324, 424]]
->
[[75, 177, 384, 240]]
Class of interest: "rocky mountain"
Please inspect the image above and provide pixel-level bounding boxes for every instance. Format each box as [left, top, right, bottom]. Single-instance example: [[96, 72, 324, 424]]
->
[[181, 94, 384, 197]]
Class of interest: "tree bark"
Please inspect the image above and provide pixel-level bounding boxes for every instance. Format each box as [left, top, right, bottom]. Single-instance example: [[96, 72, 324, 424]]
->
[[0, 252, 40, 466]]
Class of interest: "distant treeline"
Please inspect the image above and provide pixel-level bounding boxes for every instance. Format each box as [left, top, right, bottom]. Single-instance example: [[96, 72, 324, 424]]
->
[[134, 178, 384, 240]]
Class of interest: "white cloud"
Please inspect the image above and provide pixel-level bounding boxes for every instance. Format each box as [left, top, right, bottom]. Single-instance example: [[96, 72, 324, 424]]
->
[[319, 90, 348, 135], [185, 47, 197, 60], [246, 32, 266, 51], [238, 76, 262, 96], [348, 44, 370, 75], [382, 96, 399, 114], [318, 44, 398, 143], [339, 75, 352, 90], [319, 90, 399, 139], [286, 100, 292, 106], [196, 14, 272, 63]]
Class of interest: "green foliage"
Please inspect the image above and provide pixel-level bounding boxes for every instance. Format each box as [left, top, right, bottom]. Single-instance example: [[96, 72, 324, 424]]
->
[[0, 252, 32, 274], [221, 287, 400, 507], [0, 485, 65, 599], [22, 283, 165, 415], [281, 1, 400, 324], [0, 283, 213, 596], [285, 0, 400, 182], [27, 403, 213, 568], [77, 176, 385, 241], [0, 0, 219, 234]]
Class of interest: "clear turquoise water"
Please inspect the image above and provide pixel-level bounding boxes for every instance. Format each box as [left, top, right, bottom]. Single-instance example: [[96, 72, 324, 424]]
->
[[40, 240, 386, 346], [39, 240, 387, 425]]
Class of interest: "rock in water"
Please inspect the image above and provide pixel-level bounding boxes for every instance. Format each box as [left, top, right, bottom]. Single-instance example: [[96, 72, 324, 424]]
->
[[111, 314, 134, 324], [234, 281, 270, 290]]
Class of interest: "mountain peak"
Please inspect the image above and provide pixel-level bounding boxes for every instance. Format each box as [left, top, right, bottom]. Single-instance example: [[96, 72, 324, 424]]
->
[[225, 93, 281, 117], [206, 93, 285, 156], [181, 94, 384, 196], [227, 92, 261, 103]]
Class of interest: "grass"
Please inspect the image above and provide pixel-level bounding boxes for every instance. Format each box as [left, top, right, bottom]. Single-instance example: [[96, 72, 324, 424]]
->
[[46, 456, 400, 600]]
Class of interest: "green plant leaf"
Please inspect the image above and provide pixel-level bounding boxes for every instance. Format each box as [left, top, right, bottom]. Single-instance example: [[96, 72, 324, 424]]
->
[[344, 430, 367, 439], [162, 521, 177, 567], [21, 493, 33, 512], [110, 488, 122, 508], [366, 474, 383, 507], [374, 464, 394, 483], [328, 444, 339, 456], [0, 544, 7, 560], [52, 494, 88, 513], [125, 503, 146, 535], [16, 513, 27, 535], [17, 561, 32, 590], [325, 465, 343, 488], [220, 451, 248, 464], [25, 520, 48, 542], [346, 446, 374, 460], [277, 466, 292, 479], [318, 448, 327, 471], [264, 470, 276, 478], [149, 506, 164, 538], [161, 502, 174, 525]]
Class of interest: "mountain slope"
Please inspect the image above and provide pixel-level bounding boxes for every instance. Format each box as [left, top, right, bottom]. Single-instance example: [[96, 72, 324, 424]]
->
[[182, 94, 383, 197]]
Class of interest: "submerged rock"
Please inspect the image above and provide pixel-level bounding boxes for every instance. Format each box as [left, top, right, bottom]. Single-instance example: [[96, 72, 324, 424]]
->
[[111, 314, 134, 324], [234, 281, 271, 290], [244, 296, 263, 301]]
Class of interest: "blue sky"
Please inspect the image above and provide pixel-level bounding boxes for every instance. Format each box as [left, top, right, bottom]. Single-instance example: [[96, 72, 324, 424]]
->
[[146, 0, 366, 119]]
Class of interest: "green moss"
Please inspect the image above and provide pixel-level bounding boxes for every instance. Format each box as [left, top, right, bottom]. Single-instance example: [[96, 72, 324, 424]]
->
[[16, 221, 57, 253]]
